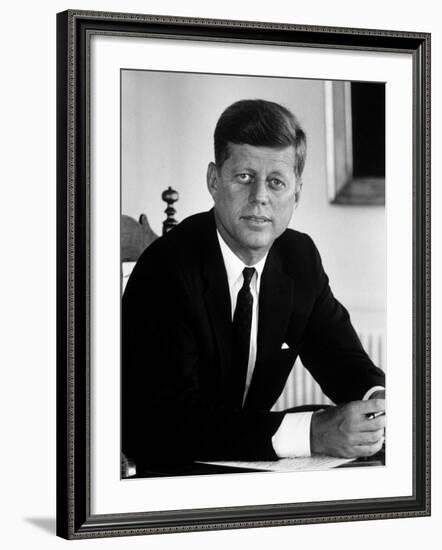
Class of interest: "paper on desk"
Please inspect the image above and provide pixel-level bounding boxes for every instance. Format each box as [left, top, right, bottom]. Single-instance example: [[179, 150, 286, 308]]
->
[[198, 455, 355, 472]]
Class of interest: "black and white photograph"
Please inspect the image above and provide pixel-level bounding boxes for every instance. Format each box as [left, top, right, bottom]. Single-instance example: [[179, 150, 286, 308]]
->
[[54, 9, 430, 540], [120, 70, 387, 479], [1, 0, 439, 547]]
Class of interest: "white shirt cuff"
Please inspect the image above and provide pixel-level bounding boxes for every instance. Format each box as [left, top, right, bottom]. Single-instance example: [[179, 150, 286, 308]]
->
[[363, 386, 385, 400], [271, 412, 314, 458]]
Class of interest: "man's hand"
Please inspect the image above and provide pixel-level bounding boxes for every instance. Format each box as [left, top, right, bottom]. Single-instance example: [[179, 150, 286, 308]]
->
[[310, 399, 385, 457]]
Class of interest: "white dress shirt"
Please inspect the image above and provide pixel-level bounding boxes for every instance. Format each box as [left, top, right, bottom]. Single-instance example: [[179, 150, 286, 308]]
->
[[217, 231, 384, 458], [217, 231, 313, 456]]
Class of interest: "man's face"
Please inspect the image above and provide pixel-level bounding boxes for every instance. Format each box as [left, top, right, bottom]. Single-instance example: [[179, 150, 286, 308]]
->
[[207, 143, 302, 264]]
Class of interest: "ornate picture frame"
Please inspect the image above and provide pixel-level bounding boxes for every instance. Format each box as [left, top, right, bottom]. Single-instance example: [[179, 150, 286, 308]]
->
[[56, 10, 430, 539]]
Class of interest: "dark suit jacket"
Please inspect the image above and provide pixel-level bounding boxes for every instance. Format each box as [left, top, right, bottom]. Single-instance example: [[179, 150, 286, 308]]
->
[[122, 211, 385, 467]]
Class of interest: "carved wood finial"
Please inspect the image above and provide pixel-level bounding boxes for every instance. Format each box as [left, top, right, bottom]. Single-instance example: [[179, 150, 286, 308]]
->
[[162, 186, 179, 235]]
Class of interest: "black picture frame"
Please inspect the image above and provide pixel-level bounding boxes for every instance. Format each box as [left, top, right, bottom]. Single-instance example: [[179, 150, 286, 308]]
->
[[56, 9, 431, 539]]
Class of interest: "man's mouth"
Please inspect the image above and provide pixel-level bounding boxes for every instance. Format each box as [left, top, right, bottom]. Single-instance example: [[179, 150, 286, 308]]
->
[[241, 215, 271, 223]]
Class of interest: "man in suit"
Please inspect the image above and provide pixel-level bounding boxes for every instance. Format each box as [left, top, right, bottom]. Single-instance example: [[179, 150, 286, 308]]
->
[[122, 99, 385, 470]]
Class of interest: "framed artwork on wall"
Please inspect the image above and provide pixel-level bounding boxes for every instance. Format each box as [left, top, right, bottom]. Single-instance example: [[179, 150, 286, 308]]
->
[[325, 80, 386, 205]]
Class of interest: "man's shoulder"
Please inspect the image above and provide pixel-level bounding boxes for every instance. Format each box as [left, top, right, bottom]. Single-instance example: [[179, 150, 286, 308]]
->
[[136, 210, 214, 265], [274, 227, 317, 256], [125, 211, 214, 297], [272, 228, 320, 275], [166, 210, 214, 241]]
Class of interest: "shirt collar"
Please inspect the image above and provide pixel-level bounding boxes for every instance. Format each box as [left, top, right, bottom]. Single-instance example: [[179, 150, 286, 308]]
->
[[216, 230, 268, 289]]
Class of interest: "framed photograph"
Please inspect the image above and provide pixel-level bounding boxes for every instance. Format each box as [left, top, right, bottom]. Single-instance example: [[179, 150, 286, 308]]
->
[[56, 10, 430, 539]]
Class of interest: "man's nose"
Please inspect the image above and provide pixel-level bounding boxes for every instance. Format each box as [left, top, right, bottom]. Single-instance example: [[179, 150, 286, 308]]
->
[[249, 178, 269, 204]]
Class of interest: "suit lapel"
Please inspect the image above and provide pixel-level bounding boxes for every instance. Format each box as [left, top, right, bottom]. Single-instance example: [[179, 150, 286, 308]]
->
[[201, 218, 233, 383], [244, 246, 294, 407], [257, 247, 294, 362]]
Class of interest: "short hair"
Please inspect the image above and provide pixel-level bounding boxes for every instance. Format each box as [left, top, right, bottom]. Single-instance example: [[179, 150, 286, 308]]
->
[[214, 99, 307, 179]]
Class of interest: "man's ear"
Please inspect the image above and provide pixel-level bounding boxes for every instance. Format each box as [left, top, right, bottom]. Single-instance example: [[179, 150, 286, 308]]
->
[[206, 162, 218, 199], [294, 178, 303, 207]]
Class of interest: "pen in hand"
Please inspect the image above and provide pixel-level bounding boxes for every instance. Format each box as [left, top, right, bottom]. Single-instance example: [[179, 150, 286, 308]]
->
[[367, 410, 385, 420]]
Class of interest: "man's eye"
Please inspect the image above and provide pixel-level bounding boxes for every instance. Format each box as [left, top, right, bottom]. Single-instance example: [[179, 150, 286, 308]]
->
[[236, 173, 252, 183], [269, 178, 285, 189]]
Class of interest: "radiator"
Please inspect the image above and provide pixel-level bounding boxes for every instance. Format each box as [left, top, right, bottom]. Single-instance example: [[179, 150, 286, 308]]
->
[[271, 329, 385, 411]]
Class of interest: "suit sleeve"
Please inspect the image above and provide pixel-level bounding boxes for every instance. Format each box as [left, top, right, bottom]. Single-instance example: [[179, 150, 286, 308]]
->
[[122, 248, 285, 468], [297, 236, 385, 404]]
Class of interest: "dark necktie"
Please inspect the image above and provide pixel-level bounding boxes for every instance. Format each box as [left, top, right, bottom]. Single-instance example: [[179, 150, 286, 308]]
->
[[231, 267, 255, 407]]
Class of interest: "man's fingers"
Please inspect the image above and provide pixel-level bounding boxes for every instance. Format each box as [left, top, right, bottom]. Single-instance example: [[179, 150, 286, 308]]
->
[[311, 401, 386, 457], [349, 429, 385, 445], [359, 415, 386, 431], [344, 400, 385, 431], [353, 439, 384, 457], [350, 398, 385, 415]]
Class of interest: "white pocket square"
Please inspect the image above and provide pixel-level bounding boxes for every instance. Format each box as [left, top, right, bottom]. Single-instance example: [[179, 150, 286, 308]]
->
[[281, 343, 290, 350]]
